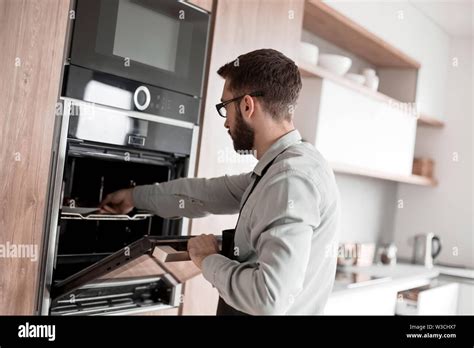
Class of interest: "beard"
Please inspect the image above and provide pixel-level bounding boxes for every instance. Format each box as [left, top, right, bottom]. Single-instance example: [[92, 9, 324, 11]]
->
[[229, 106, 255, 153]]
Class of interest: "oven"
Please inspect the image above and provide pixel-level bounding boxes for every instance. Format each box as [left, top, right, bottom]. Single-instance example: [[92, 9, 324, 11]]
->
[[38, 99, 200, 315], [69, 0, 210, 98], [38, 0, 210, 316]]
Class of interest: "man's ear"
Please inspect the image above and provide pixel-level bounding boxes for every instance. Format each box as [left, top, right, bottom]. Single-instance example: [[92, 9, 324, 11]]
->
[[242, 95, 255, 118]]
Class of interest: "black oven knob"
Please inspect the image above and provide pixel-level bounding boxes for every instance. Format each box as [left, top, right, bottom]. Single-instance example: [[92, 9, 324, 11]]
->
[[133, 86, 151, 111]]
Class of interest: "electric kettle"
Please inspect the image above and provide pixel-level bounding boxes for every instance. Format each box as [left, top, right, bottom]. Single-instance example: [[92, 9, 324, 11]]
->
[[412, 233, 442, 268]]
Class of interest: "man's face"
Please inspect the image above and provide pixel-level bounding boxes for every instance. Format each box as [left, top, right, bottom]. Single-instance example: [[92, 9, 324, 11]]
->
[[221, 81, 255, 153]]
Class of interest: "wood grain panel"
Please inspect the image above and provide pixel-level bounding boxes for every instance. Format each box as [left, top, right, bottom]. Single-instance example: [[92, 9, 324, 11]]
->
[[151, 249, 201, 283], [181, 274, 219, 315], [418, 114, 445, 128], [303, 0, 420, 68], [99, 250, 201, 283], [183, 0, 305, 315], [135, 307, 180, 316], [0, 0, 70, 314], [98, 255, 166, 280], [192, 0, 305, 240]]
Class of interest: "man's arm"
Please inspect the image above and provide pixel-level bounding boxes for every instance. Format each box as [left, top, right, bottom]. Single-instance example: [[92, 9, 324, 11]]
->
[[200, 169, 322, 315], [132, 172, 252, 219]]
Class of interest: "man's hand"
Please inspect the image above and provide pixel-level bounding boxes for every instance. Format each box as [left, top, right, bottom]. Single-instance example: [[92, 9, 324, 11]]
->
[[188, 234, 220, 269], [99, 188, 134, 214]]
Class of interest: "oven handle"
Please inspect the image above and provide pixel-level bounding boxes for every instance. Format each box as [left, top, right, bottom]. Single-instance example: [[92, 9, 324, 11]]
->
[[69, 150, 171, 166]]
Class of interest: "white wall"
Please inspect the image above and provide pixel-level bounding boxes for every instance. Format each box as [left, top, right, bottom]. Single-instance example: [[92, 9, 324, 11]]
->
[[325, 0, 450, 121], [335, 174, 397, 243], [394, 38, 473, 268]]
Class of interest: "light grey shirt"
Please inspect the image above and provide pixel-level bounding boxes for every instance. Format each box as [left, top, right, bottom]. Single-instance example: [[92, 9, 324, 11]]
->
[[133, 130, 340, 315]]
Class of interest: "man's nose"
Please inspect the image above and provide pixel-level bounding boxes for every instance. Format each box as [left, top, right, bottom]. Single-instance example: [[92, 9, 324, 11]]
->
[[224, 117, 229, 129]]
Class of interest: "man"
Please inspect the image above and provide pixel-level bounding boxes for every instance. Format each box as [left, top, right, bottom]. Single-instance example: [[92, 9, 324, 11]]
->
[[99, 49, 340, 315]]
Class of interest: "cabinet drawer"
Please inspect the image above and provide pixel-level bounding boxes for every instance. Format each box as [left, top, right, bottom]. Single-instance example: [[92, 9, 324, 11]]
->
[[396, 282, 459, 315]]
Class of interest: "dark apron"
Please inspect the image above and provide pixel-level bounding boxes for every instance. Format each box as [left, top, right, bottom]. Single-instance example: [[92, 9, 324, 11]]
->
[[216, 157, 277, 316]]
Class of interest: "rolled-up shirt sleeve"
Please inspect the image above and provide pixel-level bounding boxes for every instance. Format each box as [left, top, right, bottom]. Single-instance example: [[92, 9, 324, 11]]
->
[[132, 172, 252, 219], [201, 169, 322, 315]]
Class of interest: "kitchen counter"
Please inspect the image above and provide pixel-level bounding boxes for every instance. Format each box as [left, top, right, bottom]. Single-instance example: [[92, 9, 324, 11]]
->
[[332, 263, 439, 294], [326, 263, 440, 314], [434, 265, 474, 279]]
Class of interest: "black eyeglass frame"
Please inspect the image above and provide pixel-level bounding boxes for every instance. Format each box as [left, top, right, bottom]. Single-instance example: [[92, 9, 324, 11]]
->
[[215, 91, 264, 118]]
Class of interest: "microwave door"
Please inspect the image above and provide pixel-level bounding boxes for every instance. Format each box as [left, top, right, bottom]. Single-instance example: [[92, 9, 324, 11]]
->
[[71, 0, 210, 97]]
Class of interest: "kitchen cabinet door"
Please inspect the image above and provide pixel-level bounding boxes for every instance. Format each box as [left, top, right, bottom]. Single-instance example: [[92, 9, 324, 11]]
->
[[0, 0, 71, 315], [396, 282, 459, 315], [325, 288, 398, 315], [296, 79, 417, 176], [457, 283, 474, 315], [191, 0, 305, 240]]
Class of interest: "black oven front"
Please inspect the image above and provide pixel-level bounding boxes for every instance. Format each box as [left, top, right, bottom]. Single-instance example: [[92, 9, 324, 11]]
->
[[69, 0, 210, 98]]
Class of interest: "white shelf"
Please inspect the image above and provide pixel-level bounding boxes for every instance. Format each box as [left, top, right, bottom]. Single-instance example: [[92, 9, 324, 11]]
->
[[299, 62, 445, 129], [303, 0, 420, 69], [418, 114, 445, 128], [299, 62, 409, 110], [331, 162, 438, 187]]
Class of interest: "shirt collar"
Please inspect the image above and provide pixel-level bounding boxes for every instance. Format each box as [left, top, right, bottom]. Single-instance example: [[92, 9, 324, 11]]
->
[[253, 129, 302, 176]]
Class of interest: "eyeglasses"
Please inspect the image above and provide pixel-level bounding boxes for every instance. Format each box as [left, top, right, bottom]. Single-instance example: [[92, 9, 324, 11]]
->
[[215, 91, 264, 118]]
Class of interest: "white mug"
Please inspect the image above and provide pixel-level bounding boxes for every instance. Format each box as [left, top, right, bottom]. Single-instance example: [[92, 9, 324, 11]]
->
[[365, 74, 379, 91], [362, 68, 376, 77]]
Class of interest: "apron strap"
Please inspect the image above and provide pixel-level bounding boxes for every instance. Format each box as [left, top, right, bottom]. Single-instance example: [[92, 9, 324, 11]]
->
[[216, 153, 282, 315], [233, 155, 278, 230]]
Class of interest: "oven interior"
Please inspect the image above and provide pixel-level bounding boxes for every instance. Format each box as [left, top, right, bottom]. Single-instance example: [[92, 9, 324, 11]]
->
[[53, 141, 186, 283]]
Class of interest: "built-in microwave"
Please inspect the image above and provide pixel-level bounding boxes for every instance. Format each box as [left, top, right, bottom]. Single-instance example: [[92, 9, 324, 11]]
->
[[69, 0, 210, 98]]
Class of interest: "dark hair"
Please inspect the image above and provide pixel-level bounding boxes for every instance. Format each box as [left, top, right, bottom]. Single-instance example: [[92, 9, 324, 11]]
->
[[217, 49, 302, 121]]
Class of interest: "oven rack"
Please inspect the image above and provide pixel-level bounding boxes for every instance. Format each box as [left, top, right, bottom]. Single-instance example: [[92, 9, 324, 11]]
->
[[60, 207, 153, 221]]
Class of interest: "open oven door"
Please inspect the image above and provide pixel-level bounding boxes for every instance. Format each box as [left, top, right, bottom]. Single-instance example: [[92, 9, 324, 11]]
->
[[50, 235, 210, 315]]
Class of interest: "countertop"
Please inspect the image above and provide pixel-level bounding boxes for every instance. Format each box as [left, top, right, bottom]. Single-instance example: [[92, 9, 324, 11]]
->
[[332, 263, 439, 294], [434, 265, 474, 279]]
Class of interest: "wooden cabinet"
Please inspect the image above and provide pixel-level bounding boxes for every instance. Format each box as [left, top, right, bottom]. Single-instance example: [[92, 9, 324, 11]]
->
[[136, 308, 180, 316], [182, 0, 305, 315], [0, 0, 71, 315], [191, 0, 305, 237]]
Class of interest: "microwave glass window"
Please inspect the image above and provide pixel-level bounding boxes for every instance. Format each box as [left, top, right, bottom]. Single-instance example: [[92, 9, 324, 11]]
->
[[111, 0, 180, 72], [71, 0, 209, 97]]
